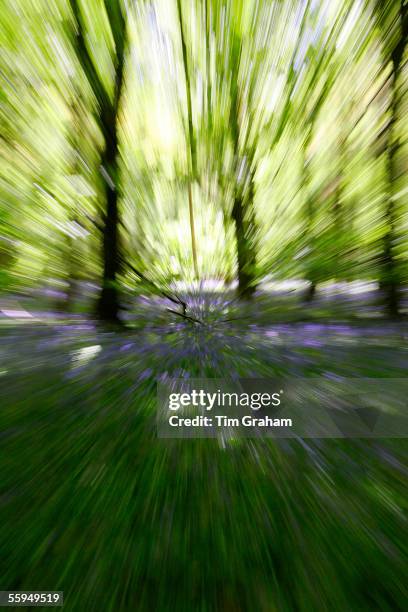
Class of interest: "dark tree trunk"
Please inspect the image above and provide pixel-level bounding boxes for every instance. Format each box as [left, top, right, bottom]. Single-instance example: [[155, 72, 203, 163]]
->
[[98, 179, 120, 320], [98, 105, 121, 321], [70, 0, 127, 322], [229, 31, 257, 299], [232, 168, 257, 298], [97, 1, 126, 322], [380, 130, 400, 317], [380, 2, 407, 316], [232, 202, 256, 298], [305, 281, 316, 302], [378, 0, 407, 317]]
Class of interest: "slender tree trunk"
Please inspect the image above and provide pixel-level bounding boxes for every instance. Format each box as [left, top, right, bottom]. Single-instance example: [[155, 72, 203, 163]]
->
[[232, 161, 257, 298], [205, 0, 212, 134], [187, 182, 198, 276], [177, 0, 199, 279], [232, 169, 258, 298], [332, 117, 348, 283], [380, 0, 407, 317], [64, 96, 83, 312], [302, 122, 317, 301], [333, 132, 346, 231], [230, 33, 257, 298]]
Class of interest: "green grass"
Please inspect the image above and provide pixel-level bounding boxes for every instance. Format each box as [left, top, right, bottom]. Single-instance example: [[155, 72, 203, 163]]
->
[[0, 313, 407, 611]]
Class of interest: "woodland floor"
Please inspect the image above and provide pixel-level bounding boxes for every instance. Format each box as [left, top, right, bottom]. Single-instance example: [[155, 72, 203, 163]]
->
[[0, 289, 407, 611]]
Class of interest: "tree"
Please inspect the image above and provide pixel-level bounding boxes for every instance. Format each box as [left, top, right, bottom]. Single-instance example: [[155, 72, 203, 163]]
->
[[375, 0, 407, 316], [176, 0, 199, 280], [69, 0, 128, 321], [229, 8, 258, 298]]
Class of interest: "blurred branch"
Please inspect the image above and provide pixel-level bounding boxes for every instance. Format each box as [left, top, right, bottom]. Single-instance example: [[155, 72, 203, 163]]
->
[[68, 0, 110, 110], [125, 260, 187, 315], [167, 308, 202, 325]]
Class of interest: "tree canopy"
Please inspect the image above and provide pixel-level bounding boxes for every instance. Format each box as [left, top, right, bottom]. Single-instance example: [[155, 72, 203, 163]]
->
[[1, 0, 407, 315]]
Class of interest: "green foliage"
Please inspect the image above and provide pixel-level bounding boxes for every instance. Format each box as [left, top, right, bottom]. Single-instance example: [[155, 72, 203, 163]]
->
[[0, 0, 407, 293]]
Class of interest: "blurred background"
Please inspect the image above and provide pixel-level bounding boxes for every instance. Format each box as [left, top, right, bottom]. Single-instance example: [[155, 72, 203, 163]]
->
[[0, 0, 407, 609]]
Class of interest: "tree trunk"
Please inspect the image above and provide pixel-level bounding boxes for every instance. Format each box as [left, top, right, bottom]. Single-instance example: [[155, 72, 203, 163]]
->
[[97, 0, 127, 321], [98, 104, 121, 320], [379, 1, 407, 317], [70, 0, 127, 322], [232, 165, 257, 298], [177, 0, 199, 280], [65, 228, 80, 312], [302, 122, 317, 301], [229, 31, 257, 299], [305, 281, 316, 302]]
